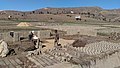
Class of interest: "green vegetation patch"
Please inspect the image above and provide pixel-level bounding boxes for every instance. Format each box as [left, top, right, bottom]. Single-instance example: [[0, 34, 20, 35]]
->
[[97, 32, 109, 36]]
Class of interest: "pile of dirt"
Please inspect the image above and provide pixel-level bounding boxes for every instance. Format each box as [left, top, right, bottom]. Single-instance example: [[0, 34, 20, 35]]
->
[[17, 22, 32, 27], [72, 39, 87, 47], [71, 35, 108, 47]]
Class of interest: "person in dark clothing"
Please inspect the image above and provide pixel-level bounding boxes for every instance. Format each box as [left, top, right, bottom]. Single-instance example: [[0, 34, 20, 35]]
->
[[54, 30, 59, 47], [28, 31, 34, 41], [32, 36, 37, 45]]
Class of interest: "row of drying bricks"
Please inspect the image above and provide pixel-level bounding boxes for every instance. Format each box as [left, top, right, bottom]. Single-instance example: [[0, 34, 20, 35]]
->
[[0, 58, 23, 68]]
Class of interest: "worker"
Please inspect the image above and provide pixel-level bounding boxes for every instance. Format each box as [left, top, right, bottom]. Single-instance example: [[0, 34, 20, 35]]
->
[[32, 34, 39, 45], [35, 38, 42, 54], [28, 31, 34, 41], [32, 33, 42, 54], [54, 30, 59, 47], [29, 30, 40, 48]]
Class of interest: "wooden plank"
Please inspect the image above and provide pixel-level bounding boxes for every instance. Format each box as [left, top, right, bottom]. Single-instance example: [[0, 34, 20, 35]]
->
[[9, 59, 18, 66], [37, 56, 52, 66], [45, 55, 60, 63], [16, 65, 22, 68], [51, 58, 61, 63], [27, 56, 44, 68], [32, 56, 46, 67], [8, 65, 15, 68], [46, 54, 60, 63], [0, 65, 8, 68], [46, 53, 60, 63], [5, 66, 9, 68], [41, 55, 55, 65], [4, 59, 11, 65], [14, 58, 23, 65], [4, 59, 15, 68], [0, 60, 6, 65]]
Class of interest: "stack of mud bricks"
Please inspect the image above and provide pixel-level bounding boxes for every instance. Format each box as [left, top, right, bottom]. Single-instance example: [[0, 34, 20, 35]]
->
[[0, 30, 63, 42], [1, 32, 19, 42], [37, 30, 51, 40]]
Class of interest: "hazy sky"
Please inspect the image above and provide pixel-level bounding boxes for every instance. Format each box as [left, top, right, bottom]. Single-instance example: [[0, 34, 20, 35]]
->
[[0, 0, 120, 11]]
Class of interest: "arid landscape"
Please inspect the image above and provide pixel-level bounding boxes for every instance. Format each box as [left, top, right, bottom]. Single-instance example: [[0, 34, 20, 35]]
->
[[0, 7, 120, 68]]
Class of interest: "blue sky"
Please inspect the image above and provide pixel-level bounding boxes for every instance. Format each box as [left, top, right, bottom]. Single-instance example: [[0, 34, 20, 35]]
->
[[0, 0, 120, 11]]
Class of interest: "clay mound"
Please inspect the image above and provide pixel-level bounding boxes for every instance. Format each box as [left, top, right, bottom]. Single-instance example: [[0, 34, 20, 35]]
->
[[17, 22, 32, 27], [72, 39, 87, 47]]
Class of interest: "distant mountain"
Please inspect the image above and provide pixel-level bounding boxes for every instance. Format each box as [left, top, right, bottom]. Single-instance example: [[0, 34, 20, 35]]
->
[[33, 7, 103, 14], [1, 7, 120, 14], [0, 7, 120, 22]]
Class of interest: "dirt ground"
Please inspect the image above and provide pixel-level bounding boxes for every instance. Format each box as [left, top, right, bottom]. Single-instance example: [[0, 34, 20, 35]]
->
[[36, 25, 106, 36], [42, 38, 74, 50], [6, 34, 108, 55], [6, 38, 75, 56]]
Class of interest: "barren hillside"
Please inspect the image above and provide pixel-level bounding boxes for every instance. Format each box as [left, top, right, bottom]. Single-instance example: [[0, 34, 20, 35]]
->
[[0, 7, 120, 22]]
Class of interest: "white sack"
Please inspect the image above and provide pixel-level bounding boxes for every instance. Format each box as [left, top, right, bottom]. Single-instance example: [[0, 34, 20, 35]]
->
[[0, 40, 9, 57]]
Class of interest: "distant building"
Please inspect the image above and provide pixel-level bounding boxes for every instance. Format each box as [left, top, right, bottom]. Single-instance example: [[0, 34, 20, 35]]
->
[[70, 11, 74, 14], [8, 15, 12, 20], [8, 15, 12, 18], [75, 15, 81, 20]]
